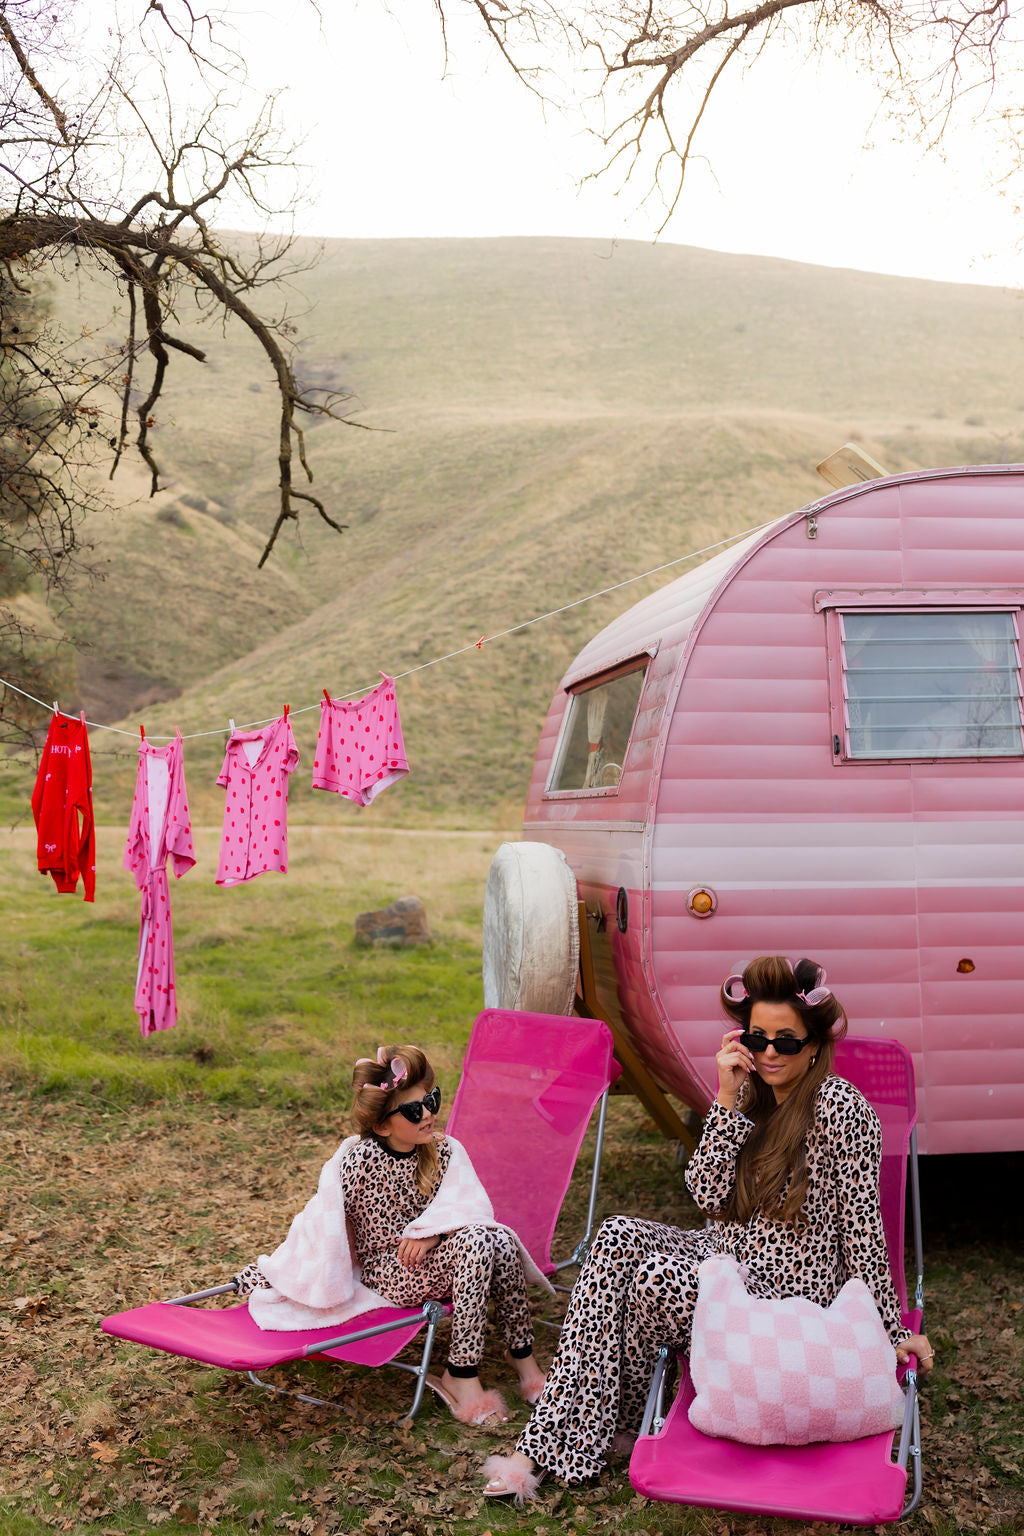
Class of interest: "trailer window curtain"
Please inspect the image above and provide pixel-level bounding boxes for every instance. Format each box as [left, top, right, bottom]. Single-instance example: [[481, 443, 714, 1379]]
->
[[841, 610, 1023, 759], [549, 663, 647, 791]]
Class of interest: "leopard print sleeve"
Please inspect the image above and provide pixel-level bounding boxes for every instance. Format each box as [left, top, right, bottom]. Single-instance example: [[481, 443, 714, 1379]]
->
[[684, 1099, 754, 1215], [233, 1261, 269, 1296], [819, 1076, 911, 1348]]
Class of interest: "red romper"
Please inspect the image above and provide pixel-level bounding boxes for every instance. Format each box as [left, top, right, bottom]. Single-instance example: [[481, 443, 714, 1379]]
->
[[31, 711, 95, 902]]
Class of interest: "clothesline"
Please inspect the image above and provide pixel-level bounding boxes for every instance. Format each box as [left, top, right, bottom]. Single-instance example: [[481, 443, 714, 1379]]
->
[[1, 519, 774, 741]]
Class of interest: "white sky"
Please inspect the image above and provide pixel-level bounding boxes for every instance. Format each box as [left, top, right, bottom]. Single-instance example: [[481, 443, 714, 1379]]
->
[[224, 2, 1023, 288]]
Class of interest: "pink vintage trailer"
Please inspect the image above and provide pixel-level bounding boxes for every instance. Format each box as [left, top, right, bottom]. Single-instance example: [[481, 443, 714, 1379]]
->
[[509, 464, 1024, 1156]]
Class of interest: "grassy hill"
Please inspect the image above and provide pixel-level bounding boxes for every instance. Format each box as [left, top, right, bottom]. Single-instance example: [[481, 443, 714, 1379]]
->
[[8, 236, 1024, 825]]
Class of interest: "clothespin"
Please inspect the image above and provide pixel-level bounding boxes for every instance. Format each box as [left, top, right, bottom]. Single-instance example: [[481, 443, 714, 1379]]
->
[[52, 700, 59, 717], [139, 723, 145, 741], [282, 703, 290, 720], [476, 635, 487, 650], [229, 718, 236, 735], [323, 688, 331, 704]]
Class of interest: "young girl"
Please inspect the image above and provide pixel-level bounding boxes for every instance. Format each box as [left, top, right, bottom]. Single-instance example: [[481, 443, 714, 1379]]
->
[[235, 1044, 547, 1425]]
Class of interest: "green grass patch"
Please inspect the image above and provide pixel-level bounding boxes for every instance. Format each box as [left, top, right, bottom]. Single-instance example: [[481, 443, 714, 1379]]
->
[[0, 826, 489, 1108], [1, 830, 1022, 1535]]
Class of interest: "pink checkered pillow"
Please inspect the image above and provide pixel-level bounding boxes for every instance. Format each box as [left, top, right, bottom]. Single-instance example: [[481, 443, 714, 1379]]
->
[[687, 1254, 905, 1445]]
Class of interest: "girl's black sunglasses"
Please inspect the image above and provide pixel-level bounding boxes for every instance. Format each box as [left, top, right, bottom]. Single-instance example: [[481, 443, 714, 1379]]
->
[[739, 1032, 812, 1057], [392, 1086, 442, 1123]]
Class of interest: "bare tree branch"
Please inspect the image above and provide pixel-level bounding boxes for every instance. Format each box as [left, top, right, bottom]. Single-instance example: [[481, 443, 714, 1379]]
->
[[1, 0, 356, 589], [449, 0, 1016, 227]]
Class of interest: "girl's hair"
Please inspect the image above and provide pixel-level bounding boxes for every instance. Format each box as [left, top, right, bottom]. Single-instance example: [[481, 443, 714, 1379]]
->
[[351, 1044, 440, 1199], [716, 956, 848, 1226]]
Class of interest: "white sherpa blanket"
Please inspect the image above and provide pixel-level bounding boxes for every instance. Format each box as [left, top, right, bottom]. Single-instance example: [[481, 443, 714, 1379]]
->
[[248, 1134, 553, 1332]]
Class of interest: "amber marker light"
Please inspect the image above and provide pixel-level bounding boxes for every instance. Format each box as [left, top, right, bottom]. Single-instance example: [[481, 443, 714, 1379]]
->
[[956, 958, 975, 974], [687, 887, 717, 918]]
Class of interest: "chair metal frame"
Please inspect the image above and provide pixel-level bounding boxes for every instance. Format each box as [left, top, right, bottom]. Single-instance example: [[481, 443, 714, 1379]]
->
[[162, 1283, 451, 1413], [630, 1038, 925, 1524], [102, 1009, 620, 1422]]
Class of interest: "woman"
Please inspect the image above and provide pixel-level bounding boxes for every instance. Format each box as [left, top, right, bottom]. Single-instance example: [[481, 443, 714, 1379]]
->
[[482, 956, 933, 1501]]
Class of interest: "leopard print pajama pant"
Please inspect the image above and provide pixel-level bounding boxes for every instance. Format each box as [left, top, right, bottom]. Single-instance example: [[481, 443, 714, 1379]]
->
[[364, 1223, 534, 1370], [516, 1214, 720, 1483]]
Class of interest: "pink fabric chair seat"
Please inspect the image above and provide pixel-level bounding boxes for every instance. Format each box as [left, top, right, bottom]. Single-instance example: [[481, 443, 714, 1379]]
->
[[629, 1038, 925, 1525], [102, 1301, 445, 1371], [447, 1009, 621, 1274], [629, 1358, 909, 1525], [101, 1010, 620, 1420]]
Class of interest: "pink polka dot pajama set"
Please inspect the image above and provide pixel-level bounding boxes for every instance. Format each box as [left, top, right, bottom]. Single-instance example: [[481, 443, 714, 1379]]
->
[[313, 676, 409, 806], [216, 713, 300, 885], [124, 731, 196, 1037]]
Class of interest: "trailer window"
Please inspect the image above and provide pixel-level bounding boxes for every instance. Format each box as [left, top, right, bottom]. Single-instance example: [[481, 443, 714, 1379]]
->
[[549, 664, 647, 791], [841, 610, 1023, 759]]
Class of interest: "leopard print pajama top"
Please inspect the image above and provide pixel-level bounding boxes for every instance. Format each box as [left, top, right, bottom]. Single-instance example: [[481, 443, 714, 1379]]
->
[[236, 1133, 533, 1369], [517, 1073, 911, 1484]]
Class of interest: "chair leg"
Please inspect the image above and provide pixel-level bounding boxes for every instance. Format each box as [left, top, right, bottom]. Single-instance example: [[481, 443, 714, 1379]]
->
[[901, 1384, 923, 1515], [398, 1300, 447, 1426], [246, 1369, 333, 1408], [637, 1347, 670, 1438]]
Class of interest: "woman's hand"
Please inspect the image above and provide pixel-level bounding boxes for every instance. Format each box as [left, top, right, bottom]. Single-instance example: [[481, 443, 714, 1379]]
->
[[715, 1028, 754, 1111], [896, 1333, 935, 1375], [397, 1234, 441, 1268]]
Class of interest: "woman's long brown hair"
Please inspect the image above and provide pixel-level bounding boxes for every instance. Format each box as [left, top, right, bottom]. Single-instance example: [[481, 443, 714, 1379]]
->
[[716, 956, 847, 1226], [351, 1045, 440, 1199]]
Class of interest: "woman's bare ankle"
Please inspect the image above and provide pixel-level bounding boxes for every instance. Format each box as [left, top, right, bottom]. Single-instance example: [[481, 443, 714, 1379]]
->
[[441, 1367, 483, 1400]]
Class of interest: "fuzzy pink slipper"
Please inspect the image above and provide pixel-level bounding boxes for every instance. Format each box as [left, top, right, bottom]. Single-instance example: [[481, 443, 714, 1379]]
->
[[452, 1388, 510, 1427], [514, 1370, 547, 1406], [426, 1376, 509, 1427], [480, 1453, 544, 1504]]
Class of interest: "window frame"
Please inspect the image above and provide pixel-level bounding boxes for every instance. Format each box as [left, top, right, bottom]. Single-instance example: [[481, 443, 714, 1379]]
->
[[818, 588, 1024, 764], [544, 656, 650, 797]]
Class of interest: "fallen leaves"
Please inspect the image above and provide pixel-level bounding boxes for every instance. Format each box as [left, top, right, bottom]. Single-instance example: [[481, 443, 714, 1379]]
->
[[12, 1292, 49, 1318], [2, 1093, 1023, 1536]]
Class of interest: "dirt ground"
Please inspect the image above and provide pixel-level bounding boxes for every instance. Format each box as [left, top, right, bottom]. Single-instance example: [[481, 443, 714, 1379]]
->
[[3, 1095, 1023, 1536]]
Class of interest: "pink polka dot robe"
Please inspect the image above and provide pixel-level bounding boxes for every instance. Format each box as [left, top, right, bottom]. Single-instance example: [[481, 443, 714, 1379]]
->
[[312, 676, 409, 806], [123, 731, 196, 1038], [215, 713, 300, 886]]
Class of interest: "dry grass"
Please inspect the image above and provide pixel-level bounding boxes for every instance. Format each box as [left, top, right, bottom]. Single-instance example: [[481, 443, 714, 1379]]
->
[[0, 825, 1021, 1535], [2, 1093, 1022, 1536], [12, 238, 1024, 829]]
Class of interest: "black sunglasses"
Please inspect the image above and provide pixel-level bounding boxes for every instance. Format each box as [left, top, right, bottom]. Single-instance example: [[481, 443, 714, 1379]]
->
[[739, 1032, 812, 1057], [391, 1086, 442, 1123]]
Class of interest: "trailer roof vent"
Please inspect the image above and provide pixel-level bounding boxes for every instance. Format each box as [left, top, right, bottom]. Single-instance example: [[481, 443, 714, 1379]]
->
[[815, 444, 889, 490]]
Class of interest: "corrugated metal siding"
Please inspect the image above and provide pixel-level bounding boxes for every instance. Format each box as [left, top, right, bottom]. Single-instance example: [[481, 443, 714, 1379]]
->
[[647, 467, 1024, 1154], [524, 528, 785, 1067], [522, 467, 1024, 1153]]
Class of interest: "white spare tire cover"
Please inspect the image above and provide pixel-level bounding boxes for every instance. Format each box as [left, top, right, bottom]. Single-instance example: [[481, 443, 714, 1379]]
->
[[482, 841, 579, 1015]]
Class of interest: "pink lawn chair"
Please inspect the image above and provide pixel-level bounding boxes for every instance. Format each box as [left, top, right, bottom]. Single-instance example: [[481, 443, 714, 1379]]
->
[[101, 1009, 620, 1420], [628, 1037, 925, 1524]]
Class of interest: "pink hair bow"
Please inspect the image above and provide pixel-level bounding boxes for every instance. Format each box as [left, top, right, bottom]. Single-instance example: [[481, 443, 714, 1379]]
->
[[386, 1056, 408, 1087]]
